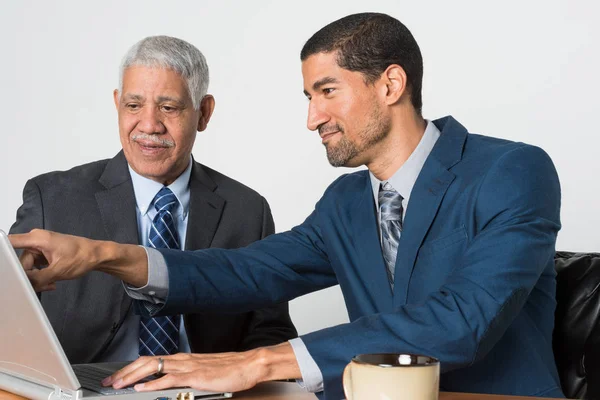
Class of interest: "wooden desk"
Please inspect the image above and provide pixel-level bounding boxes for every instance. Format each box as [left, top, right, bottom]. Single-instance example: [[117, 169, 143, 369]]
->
[[0, 382, 562, 399], [234, 382, 561, 399]]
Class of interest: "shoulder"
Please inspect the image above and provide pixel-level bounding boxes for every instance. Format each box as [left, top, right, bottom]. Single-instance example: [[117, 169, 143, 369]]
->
[[311, 170, 370, 211], [194, 163, 269, 207], [457, 122, 553, 164], [457, 132, 558, 186], [28, 158, 112, 190], [464, 134, 558, 180], [462, 137, 560, 222], [324, 170, 370, 197]]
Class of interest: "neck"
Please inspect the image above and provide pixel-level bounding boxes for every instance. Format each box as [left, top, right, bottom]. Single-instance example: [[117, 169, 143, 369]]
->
[[367, 109, 426, 181]]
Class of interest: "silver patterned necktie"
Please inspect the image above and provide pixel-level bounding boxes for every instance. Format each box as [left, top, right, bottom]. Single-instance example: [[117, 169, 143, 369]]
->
[[378, 182, 404, 288], [139, 187, 181, 356]]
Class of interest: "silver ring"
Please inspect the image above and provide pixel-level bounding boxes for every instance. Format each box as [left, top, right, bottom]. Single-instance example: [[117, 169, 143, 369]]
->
[[157, 357, 164, 375]]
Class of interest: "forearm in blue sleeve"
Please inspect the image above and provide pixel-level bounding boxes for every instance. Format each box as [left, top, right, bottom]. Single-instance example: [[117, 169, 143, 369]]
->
[[157, 211, 338, 316]]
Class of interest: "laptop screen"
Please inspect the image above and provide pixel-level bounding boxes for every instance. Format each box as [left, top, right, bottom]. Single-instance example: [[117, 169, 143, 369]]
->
[[0, 230, 80, 392]]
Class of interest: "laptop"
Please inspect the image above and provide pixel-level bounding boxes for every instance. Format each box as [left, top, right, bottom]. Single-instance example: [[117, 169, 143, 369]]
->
[[0, 230, 232, 400]]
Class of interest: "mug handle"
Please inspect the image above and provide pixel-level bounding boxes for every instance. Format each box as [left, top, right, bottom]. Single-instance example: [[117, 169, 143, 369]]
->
[[342, 363, 353, 400]]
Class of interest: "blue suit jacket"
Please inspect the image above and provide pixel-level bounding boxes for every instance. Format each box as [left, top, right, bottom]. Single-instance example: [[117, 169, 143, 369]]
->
[[151, 116, 564, 399]]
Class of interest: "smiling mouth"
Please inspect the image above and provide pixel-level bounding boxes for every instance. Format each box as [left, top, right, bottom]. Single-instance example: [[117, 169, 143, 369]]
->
[[137, 142, 167, 148], [134, 141, 172, 155], [320, 131, 340, 143]]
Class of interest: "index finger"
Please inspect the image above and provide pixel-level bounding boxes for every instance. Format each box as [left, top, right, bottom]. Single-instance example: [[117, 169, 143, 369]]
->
[[8, 231, 46, 250], [112, 358, 162, 390], [103, 357, 153, 387]]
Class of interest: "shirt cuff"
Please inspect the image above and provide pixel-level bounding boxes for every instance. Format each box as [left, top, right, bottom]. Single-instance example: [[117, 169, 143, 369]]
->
[[122, 246, 169, 305], [288, 338, 324, 393]]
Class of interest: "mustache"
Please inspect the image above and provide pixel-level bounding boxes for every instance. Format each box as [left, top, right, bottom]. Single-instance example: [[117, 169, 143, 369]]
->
[[131, 134, 175, 148], [319, 124, 344, 135]]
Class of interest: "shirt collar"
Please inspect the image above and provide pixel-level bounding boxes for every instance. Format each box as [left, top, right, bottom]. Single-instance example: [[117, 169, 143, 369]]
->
[[128, 157, 193, 218], [370, 120, 441, 208]]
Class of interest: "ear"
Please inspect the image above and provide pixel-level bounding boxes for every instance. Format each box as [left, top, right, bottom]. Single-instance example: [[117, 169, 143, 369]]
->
[[379, 64, 407, 106], [197, 95, 215, 132], [113, 89, 120, 110]]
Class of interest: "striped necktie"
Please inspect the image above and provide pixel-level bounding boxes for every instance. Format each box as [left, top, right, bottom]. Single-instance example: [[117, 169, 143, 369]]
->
[[378, 182, 404, 288], [139, 187, 181, 356]]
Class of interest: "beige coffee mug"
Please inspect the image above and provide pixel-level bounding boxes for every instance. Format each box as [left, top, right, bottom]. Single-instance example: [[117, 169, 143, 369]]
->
[[342, 353, 440, 400]]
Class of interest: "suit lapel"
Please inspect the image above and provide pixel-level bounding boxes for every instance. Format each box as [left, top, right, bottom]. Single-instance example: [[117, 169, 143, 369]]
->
[[351, 174, 394, 311], [392, 117, 467, 305], [95, 151, 139, 325], [392, 160, 455, 304], [184, 161, 225, 251], [96, 151, 139, 245]]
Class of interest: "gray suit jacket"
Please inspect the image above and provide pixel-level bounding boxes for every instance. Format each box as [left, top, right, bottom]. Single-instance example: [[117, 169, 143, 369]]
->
[[10, 151, 297, 363]]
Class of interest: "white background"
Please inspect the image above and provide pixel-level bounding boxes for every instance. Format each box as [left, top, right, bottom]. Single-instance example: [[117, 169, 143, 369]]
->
[[1, 0, 598, 335]]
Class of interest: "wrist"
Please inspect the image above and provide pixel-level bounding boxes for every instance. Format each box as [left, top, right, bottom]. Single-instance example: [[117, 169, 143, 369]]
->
[[95, 240, 120, 271], [95, 242, 148, 287], [252, 342, 301, 383]]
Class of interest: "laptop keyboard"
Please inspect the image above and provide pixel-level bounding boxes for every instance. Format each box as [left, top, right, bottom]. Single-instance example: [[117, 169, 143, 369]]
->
[[72, 364, 151, 395]]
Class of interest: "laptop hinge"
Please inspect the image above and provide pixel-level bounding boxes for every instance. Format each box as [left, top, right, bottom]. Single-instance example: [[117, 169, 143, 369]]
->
[[0, 371, 82, 400]]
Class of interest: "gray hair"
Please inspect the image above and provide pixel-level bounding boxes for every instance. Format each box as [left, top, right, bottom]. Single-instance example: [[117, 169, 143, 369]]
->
[[118, 36, 209, 110]]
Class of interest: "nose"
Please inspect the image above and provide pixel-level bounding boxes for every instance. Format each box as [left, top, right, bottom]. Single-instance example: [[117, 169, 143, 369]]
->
[[307, 99, 329, 132], [138, 106, 166, 135]]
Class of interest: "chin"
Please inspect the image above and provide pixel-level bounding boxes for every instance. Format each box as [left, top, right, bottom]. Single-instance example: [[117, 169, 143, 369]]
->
[[326, 152, 363, 168]]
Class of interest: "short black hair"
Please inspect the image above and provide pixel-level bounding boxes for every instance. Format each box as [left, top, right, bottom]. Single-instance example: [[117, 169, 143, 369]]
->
[[301, 13, 423, 115]]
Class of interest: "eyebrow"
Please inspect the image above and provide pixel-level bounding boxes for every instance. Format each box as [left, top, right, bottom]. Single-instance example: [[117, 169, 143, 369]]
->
[[303, 76, 340, 97], [156, 96, 185, 106], [122, 93, 144, 101]]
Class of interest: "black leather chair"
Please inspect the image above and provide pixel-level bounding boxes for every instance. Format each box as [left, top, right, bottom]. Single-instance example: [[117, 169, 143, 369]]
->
[[554, 252, 600, 399]]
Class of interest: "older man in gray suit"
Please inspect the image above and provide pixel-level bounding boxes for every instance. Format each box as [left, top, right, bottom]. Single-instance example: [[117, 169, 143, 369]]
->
[[9, 36, 297, 364]]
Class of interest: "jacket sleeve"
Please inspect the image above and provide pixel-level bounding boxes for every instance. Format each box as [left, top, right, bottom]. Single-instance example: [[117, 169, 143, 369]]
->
[[9, 179, 45, 297], [147, 207, 339, 316], [9, 179, 45, 236], [138, 175, 348, 318], [236, 197, 298, 349]]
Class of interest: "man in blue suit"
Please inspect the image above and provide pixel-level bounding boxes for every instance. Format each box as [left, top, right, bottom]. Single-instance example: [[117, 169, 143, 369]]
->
[[12, 12, 564, 399]]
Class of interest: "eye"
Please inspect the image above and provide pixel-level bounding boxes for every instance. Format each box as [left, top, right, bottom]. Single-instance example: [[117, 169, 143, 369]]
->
[[125, 103, 141, 111], [323, 88, 335, 95], [161, 105, 177, 113]]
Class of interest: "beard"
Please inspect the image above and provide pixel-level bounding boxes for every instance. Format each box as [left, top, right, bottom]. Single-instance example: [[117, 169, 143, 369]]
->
[[325, 133, 359, 167], [324, 104, 391, 167]]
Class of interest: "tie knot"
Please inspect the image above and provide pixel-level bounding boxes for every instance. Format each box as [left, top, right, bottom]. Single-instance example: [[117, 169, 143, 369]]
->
[[381, 181, 394, 191], [378, 182, 403, 221], [153, 187, 178, 213]]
